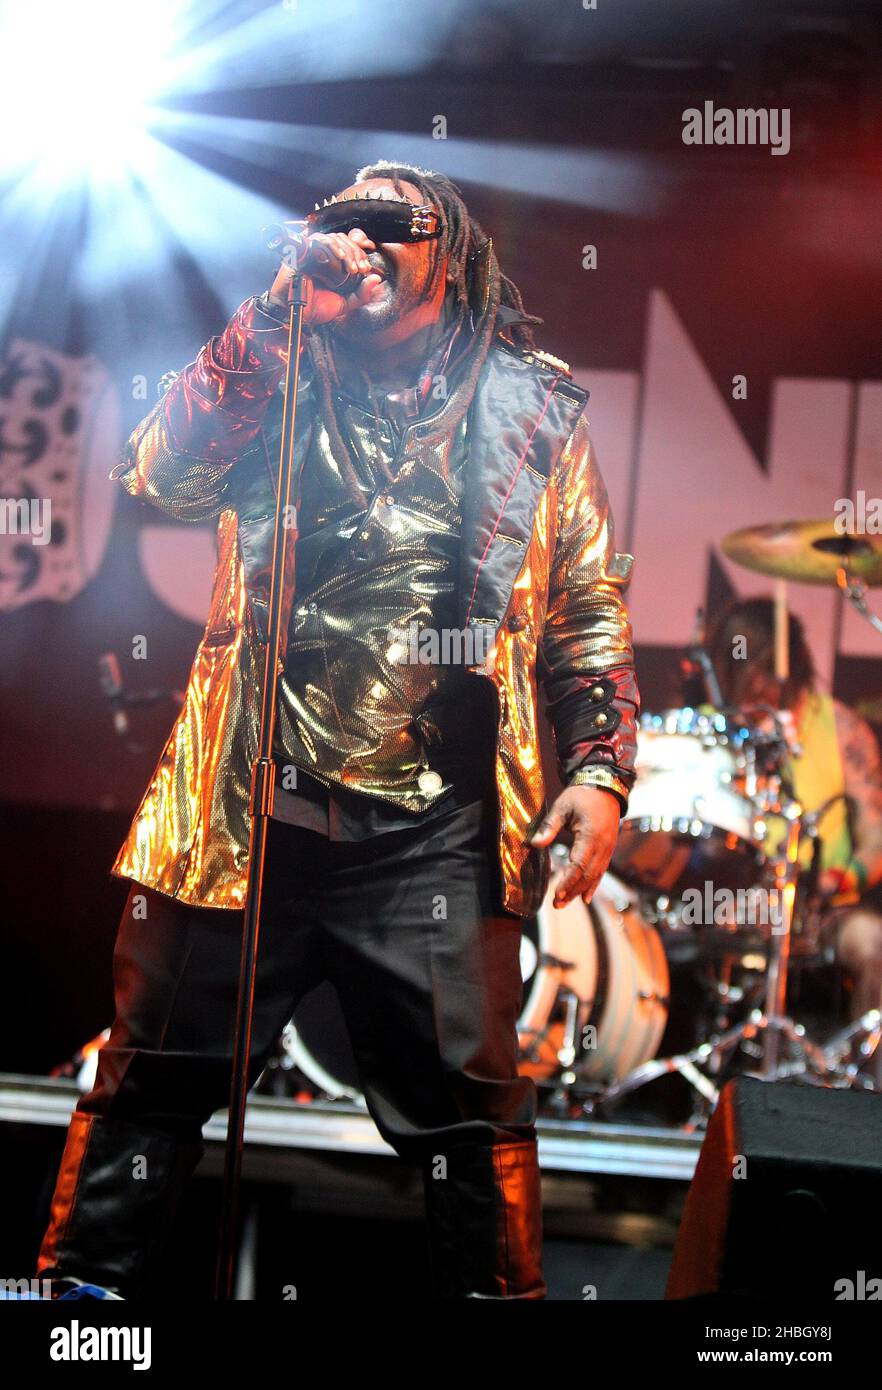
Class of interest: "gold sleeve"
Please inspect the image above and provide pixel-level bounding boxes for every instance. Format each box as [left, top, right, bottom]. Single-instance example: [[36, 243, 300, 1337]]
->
[[540, 413, 639, 807]]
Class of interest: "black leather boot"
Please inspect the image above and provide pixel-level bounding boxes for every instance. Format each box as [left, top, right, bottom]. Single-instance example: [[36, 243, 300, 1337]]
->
[[422, 1140, 547, 1299], [36, 1110, 205, 1300]]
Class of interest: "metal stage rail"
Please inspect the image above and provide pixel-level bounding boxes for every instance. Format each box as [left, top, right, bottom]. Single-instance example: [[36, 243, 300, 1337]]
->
[[0, 1072, 700, 1182]]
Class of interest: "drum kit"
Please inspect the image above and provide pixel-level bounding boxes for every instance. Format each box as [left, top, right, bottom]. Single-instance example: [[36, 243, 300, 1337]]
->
[[267, 518, 882, 1129]]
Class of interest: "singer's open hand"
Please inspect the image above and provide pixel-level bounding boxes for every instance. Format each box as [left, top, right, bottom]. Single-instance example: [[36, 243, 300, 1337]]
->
[[268, 228, 380, 326], [530, 786, 621, 908]]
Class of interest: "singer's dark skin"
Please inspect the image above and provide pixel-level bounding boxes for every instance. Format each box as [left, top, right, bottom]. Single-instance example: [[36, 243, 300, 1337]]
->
[[268, 174, 620, 908]]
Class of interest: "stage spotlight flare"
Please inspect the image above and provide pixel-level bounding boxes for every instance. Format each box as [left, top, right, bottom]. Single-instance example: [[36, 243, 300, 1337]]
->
[[0, 0, 182, 179]]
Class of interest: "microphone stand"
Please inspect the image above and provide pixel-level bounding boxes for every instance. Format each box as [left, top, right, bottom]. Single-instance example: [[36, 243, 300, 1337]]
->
[[214, 270, 309, 1300]]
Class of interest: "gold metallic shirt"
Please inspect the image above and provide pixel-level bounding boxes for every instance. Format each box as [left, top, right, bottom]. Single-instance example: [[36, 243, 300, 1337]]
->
[[273, 391, 483, 813]]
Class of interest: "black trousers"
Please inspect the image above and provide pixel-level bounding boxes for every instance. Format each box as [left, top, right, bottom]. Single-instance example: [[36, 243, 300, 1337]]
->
[[78, 796, 537, 1160]]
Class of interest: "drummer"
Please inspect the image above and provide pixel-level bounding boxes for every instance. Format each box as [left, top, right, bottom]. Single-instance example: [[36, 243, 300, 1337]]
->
[[704, 598, 882, 1051]]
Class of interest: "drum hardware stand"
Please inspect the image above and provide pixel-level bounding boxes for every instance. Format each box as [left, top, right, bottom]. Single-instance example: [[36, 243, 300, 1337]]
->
[[590, 1002, 851, 1120], [819, 1009, 882, 1086], [754, 791, 803, 1074], [836, 566, 882, 637], [517, 986, 587, 1102], [592, 994, 880, 1122], [587, 790, 806, 1113], [548, 990, 587, 1108], [587, 1049, 721, 1117], [517, 1023, 557, 1069]]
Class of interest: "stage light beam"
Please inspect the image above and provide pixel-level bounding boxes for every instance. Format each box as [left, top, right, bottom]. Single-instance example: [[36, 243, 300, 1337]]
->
[[0, 0, 184, 181]]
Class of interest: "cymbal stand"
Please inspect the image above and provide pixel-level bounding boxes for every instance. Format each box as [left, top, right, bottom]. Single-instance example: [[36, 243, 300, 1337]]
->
[[837, 566, 882, 637]]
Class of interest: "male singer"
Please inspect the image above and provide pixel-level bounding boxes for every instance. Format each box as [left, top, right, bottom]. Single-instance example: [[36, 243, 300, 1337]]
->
[[37, 162, 639, 1300]]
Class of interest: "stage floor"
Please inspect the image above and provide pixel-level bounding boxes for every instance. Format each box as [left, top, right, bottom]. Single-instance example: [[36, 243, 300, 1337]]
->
[[0, 1071, 698, 1296]]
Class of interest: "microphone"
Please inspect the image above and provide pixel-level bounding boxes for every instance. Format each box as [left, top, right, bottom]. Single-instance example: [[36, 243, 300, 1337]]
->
[[262, 224, 360, 293], [680, 603, 727, 706], [680, 606, 726, 708]]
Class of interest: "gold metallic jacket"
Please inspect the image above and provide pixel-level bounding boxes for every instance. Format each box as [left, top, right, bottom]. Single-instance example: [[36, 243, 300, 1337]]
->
[[109, 295, 639, 917]]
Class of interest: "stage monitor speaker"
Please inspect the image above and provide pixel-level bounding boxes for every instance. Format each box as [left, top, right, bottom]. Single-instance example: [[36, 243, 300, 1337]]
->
[[666, 1075, 882, 1300]]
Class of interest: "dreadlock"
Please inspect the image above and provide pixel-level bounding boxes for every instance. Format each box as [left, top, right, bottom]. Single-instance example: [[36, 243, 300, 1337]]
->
[[305, 160, 542, 506]]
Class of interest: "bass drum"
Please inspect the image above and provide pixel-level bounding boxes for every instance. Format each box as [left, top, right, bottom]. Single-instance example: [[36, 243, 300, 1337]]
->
[[283, 872, 669, 1100], [280, 982, 363, 1104], [519, 872, 669, 1085]]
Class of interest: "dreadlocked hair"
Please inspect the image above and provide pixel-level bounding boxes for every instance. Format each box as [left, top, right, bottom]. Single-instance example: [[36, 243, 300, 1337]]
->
[[304, 160, 542, 506]]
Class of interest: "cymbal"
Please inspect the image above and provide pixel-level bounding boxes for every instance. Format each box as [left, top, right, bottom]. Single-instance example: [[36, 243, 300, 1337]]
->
[[722, 519, 882, 586]]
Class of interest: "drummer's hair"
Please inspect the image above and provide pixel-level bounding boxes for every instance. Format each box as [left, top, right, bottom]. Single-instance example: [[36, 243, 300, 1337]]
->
[[707, 597, 815, 708]]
